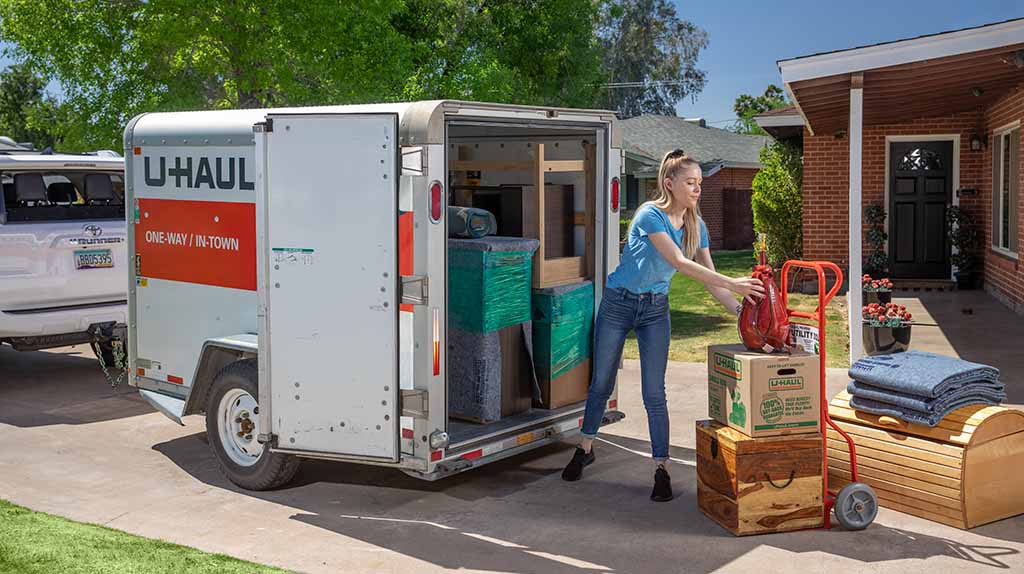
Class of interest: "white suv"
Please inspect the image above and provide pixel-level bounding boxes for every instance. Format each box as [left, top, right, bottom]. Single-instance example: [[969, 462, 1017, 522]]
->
[[0, 141, 127, 363]]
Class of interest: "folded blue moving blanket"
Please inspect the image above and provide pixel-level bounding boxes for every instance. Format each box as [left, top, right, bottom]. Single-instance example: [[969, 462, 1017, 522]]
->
[[849, 395, 1001, 427], [847, 379, 1006, 416], [848, 351, 1000, 398]]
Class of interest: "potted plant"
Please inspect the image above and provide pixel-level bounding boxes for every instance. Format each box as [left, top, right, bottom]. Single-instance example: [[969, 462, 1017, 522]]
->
[[862, 302, 912, 356], [861, 274, 893, 305], [946, 206, 979, 290]]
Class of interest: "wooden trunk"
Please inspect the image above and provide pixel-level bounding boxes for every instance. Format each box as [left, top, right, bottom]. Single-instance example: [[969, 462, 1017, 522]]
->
[[828, 391, 1024, 529], [696, 420, 824, 536]]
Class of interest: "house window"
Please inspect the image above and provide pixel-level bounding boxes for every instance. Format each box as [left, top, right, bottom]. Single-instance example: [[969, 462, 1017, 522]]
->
[[992, 125, 1020, 256], [897, 148, 943, 171]]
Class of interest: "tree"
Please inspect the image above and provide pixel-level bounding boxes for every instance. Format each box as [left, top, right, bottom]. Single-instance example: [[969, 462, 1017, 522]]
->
[[0, 1, 420, 151], [0, 63, 64, 149], [394, 0, 605, 108], [751, 141, 802, 267], [732, 84, 788, 135], [0, 1, 607, 151], [599, 0, 708, 118]]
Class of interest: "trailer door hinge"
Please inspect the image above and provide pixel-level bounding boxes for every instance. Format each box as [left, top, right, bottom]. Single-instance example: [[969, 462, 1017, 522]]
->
[[400, 275, 429, 306]]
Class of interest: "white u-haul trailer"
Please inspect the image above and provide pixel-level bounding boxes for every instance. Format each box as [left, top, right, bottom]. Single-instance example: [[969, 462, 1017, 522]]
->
[[125, 100, 623, 489]]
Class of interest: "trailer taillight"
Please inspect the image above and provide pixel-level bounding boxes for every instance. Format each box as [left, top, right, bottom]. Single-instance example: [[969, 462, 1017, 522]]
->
[[429, 180, 443, 223], [432, 307, 440, 376], [610, 177, 620, 212]]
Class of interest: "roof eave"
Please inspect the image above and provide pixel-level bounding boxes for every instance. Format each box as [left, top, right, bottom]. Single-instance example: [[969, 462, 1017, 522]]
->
[[778, 18, 1024, 84]]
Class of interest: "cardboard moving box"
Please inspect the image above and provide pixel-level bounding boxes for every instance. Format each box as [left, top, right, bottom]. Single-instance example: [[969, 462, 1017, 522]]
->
[[707, 344, 820, 438]]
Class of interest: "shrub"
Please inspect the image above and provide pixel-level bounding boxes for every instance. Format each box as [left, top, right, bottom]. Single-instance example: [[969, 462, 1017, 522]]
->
[[751, 141, 802, 267], [864, 203, 888, 277], [946, 206, 979, 272]]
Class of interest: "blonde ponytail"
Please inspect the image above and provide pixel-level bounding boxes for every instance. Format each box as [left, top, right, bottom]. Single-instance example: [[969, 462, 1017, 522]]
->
[[651, 149, 702, 258]]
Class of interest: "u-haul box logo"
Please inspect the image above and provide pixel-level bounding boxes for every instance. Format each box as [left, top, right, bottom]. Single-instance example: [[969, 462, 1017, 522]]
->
[[769, 377, 804, 391], [713, 353, 741, 380]]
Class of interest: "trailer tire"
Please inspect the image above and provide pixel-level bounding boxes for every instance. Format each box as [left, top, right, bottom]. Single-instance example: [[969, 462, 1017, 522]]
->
[[206, 359, 299, 490]]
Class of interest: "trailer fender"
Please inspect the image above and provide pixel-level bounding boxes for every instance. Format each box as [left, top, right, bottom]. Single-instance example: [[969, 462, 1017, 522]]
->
[[183, 334, 259, 417]]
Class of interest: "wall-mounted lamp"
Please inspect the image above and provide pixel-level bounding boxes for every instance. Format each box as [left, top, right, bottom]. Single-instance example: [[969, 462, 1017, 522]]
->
[[970, 133, 984, 151]]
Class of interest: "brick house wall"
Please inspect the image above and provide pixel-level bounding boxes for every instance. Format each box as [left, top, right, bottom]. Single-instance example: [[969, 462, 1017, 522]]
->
[[801, 83, 1024, 311], [641, 167, 758, 250]]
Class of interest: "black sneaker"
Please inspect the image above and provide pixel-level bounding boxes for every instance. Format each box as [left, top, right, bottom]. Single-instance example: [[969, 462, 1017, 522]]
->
[[561, 446, 595, 481], [651, 466, 673, 501]]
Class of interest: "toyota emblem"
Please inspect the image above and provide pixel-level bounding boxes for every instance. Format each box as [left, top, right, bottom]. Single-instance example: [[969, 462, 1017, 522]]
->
[[83, 224, 103, 237]]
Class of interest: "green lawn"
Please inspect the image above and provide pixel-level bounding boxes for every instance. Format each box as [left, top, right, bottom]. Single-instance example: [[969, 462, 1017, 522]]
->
[[621, 250, 851, 368], [0, 499, 290, 574]]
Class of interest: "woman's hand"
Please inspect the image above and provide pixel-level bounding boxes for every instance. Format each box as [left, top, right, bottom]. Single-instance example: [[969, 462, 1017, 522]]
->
[[728, 276, 766, 305]]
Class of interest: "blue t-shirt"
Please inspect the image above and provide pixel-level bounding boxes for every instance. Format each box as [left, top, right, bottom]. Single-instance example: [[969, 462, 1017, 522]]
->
[[606, 203, 710, 295]]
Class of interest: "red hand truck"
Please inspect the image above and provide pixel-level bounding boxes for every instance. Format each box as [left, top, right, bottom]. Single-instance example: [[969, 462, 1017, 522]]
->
[[781, 260, 878, 530]]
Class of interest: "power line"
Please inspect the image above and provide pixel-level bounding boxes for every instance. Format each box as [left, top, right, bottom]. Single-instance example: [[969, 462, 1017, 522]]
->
[[600, 80, 696, 89]]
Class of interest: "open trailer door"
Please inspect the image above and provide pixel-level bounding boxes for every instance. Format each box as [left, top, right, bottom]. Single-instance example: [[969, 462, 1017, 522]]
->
[[257, 112, 400, 462]]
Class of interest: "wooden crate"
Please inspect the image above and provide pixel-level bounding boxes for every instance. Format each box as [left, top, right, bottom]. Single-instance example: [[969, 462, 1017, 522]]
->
[[827, 391, 1024, 529], [696, 420, 824, 536]]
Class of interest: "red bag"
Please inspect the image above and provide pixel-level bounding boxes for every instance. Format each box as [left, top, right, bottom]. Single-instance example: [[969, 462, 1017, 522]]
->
[[738, 248, 790, 353]]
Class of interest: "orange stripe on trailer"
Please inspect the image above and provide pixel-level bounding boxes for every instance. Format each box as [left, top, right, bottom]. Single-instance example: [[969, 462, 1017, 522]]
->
[[134, 198, 257, 291], [399, 211, 414, 276], [136, 368, 145, 376], [167, 374, 183, 384], [461, 449, 483, 461]]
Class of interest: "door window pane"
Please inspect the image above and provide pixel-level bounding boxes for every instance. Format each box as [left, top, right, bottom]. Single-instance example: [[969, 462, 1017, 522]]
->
[[898, 148, 942, 171]]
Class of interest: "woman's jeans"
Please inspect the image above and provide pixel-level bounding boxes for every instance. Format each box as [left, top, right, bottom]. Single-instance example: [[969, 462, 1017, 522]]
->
[[580, 287, 671, 461]]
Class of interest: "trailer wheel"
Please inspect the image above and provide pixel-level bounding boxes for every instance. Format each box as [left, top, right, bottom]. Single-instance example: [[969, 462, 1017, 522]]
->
[[206, 359, 299, 490]]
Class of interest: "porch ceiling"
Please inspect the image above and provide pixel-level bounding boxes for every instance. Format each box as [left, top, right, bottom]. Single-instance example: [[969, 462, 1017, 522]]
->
[[790, 43, 1024, 135]]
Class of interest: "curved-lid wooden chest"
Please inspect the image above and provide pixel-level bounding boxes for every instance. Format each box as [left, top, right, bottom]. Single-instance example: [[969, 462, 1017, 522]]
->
[[827, 391, 1024, 529]]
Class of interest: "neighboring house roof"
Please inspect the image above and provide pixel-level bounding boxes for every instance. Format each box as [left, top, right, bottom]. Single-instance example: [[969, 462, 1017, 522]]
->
[[620, 115, 769, 177], [757, 105, 799, 118], [754, 105, 805, 141]]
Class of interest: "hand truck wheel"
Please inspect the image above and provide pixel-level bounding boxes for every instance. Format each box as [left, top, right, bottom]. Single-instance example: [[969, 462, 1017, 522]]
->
[[834, 482, 878, 530]]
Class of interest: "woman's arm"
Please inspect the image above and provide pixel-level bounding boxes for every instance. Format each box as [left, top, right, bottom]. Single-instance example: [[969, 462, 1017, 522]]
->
[[648, 232, 763, 302], [695, 247, 744, 314]]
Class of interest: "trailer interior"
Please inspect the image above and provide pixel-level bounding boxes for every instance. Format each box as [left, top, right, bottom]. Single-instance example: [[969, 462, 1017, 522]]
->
[[444, 119, 606, 447]]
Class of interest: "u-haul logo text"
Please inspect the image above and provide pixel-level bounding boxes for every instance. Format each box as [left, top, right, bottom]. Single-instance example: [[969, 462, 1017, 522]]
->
[[143, 155, 254, 191], [768, 377, 804, 391], [713, 353, 741, 380]]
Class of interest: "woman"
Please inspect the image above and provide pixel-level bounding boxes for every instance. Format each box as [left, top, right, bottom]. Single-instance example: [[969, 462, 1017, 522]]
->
[[562, 149, 765, 502]]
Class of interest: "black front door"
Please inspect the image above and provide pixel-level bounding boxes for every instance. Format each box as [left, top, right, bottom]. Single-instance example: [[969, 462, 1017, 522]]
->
[[889, 140, 953, 279]]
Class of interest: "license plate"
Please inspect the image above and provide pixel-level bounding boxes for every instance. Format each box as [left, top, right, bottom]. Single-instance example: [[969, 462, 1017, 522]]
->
[[75, 249, 113, 270]]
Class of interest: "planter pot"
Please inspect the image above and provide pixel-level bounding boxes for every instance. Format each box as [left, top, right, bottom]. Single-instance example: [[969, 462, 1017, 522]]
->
[[955, 271, 978, 290], [862, 291, 892, 306], [862, 323, 912, 356]]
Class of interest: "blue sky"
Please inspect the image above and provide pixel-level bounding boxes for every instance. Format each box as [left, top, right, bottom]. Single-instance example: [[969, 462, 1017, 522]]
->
[[2, 1, 1023, 127], [674, 0, 1024, 127]]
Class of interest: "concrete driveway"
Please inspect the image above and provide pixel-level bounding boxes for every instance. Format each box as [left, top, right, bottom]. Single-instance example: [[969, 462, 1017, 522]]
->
[[2, 344, 1023, 574]]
